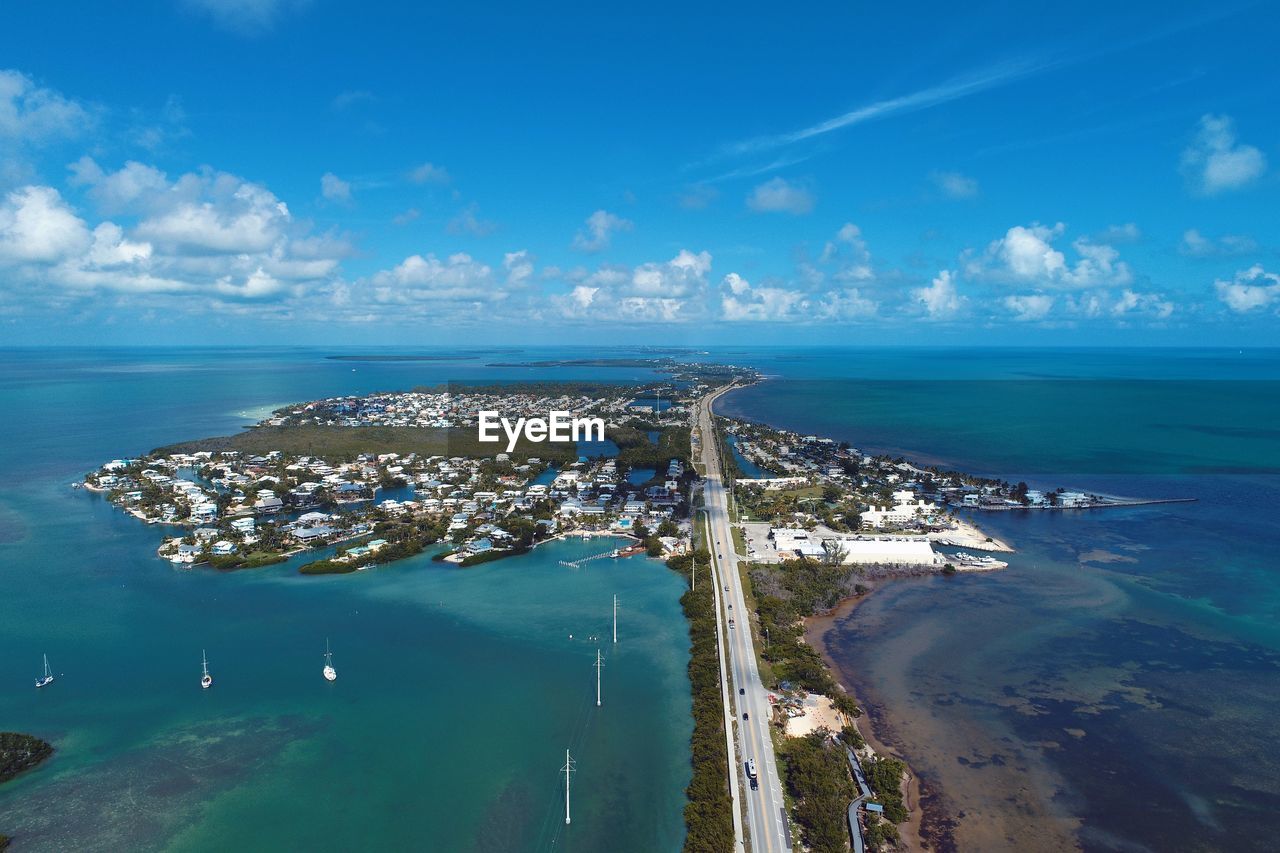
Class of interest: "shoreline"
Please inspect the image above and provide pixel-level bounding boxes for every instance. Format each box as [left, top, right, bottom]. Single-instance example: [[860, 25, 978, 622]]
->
[[804, 584, 952, 852]]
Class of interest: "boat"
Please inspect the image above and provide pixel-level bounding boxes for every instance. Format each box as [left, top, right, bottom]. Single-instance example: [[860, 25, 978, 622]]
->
[[201, 650, 213, 689], [35, 654, 54, 689], [323, 639, 337, 682]]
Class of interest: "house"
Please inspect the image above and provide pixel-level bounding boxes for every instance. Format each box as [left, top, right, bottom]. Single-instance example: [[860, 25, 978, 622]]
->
[[211, 540, 236, 556], [466, 538, 493, 554]]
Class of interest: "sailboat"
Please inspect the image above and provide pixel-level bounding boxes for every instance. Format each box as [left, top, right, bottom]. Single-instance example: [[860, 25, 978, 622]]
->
[[35, 654, 54, 689], [323, 639, 337, 682], [201, 650, 213, 689]]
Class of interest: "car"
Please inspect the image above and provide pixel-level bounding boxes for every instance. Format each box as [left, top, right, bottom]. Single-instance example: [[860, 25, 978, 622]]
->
[[724, 585, 729, 592], [743, 712, 749, 720], [739, 687, 745, 695], [750, 777, 758, 791]]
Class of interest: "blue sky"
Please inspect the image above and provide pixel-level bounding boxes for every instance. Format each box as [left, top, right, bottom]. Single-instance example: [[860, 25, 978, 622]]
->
[[0, 1, 1277, 345]]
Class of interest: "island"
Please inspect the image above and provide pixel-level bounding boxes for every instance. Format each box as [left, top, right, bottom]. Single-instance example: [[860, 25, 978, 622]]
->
[[75, 364, 1180, 852], [1, 732, 54, 849]]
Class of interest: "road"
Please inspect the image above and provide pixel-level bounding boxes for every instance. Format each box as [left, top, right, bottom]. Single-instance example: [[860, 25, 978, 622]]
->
[[696, 385, 791, 853]]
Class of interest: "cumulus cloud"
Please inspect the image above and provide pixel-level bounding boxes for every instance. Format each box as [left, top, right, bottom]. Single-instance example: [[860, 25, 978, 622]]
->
[[0, 69, 93, 145], [1097, 223, 1141, 244], [1215, 265, 1280, 313], [964, 222, 1131, 289], [408, 162, 450, 185], [503, 250, 534, 287], [819, 223, 873, 281], [553, 249, 711, 322], [1002, 293, 1054, 321], [932, 170, 978, 199], [183, 0, 312, 35], [572, 209, 632, 252], [1180, 228, 1257, 257], [447, 203, 496, 237], [364, 252, 495, 303], [1181, 114, 1267, 195], [679, 184, 719, 210], [912, 270, 965, 319], [1110, 289, 1173, 320], [320, 172, 352, 203], [746, 177, 814, 215], [2, 160, 348, 307], [0, 185, 92, 264], [718, 269, 876, 323]]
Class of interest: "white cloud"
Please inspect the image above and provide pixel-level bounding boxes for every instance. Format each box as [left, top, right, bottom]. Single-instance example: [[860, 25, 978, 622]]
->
[[819, 223, 872, 280], [0, 69, 93, 145], [392, 208, 420, 225], [746, 177, 814, 215], [679, 184, 719, 210], [503, 250, 533, 287], [447, 203, 496, 237], [365, 252, 495, 304], [1110, 289, 1173, 320], [320, 172, 352, 203], [932, 170, 978, 199], [1215, 265, 1280, 313], [0, 185, 92, 264], [964, 222, 1131, 289], [1003, 293, 1054, 321], [68, 158, 168, 213], [718, 269, 876, 323], [572, 209, 632, 252], [1181, 114, 1267, 195], [408, 162, 450, 185], [1, 160, 348, 306], [554, 249, 711, 322], [912, 270, 964, 319], [183, 0, 311, 35], [1097, 223, 1141, 244], [1180, 228, 1257, 257]]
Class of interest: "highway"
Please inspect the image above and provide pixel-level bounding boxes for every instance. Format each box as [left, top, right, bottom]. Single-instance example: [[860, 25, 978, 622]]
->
[[696, 385, 791, 853]]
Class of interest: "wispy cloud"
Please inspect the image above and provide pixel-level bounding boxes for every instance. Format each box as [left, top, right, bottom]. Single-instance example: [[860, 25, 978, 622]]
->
[[721, 59, 1043, 160]]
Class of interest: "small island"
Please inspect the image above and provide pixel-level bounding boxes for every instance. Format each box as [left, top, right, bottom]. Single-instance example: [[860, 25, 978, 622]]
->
[[1, 732, 54, 849]]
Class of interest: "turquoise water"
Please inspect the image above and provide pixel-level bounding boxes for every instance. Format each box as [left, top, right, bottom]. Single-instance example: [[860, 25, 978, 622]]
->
[[718, 349, 1280, 852], [5, 346, 1280, 852], [0, 349, 689, 851], [723, 434, 772, 480]]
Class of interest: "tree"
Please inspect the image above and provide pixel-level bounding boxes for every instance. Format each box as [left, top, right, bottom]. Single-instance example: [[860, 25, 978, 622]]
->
[[820, 539, 848, 567]]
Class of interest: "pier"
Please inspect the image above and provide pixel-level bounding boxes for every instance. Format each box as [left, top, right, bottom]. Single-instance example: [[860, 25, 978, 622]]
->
[[558, 550, 616, 568]]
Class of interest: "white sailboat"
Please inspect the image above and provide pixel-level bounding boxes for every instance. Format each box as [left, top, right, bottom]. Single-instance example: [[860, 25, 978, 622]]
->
[[201, 650, 213, 689], [35, 654, 54, 689], [323, 639, 337, 682]]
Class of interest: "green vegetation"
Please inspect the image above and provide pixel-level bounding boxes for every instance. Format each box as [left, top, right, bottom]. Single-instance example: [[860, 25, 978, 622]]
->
[[778, 732, 856, 853], [207, 551, 287, 571], [746, 558, 861, 695], [865, 755, 909, 824], [298, 516, 449, 574], [1, 732, 53, 784], [459, 545, 530, 567], [608, 422, 693, 470], [155, 424, 578, 464], [666, 553, 733, 853]]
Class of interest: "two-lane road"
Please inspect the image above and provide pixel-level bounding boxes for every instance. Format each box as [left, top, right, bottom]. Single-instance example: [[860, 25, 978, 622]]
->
[[697, 386, 790, 853]]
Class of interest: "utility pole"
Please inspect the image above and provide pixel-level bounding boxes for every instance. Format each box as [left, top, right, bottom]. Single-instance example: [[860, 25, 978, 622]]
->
[[561, 748, 576, 825], [595, 648, 604, 707], [612, 594, 618, 644]]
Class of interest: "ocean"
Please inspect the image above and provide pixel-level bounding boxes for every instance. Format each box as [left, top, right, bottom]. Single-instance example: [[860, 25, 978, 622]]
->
[[717, 347, 1280, 852], [2, 346, 1277, 852], [0, 348, 691, 852]]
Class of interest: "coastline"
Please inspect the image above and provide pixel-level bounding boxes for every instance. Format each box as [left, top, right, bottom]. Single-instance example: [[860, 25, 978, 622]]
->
[[804, 585, 950, 852]]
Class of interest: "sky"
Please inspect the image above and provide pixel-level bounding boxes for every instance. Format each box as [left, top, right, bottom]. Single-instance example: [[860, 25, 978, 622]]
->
[[0, 0, 1277, 346]]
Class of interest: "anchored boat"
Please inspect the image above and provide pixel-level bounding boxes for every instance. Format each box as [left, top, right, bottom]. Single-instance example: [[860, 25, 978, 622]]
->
[[35, 654, 54, 689], [323, 639, 337, 682]]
